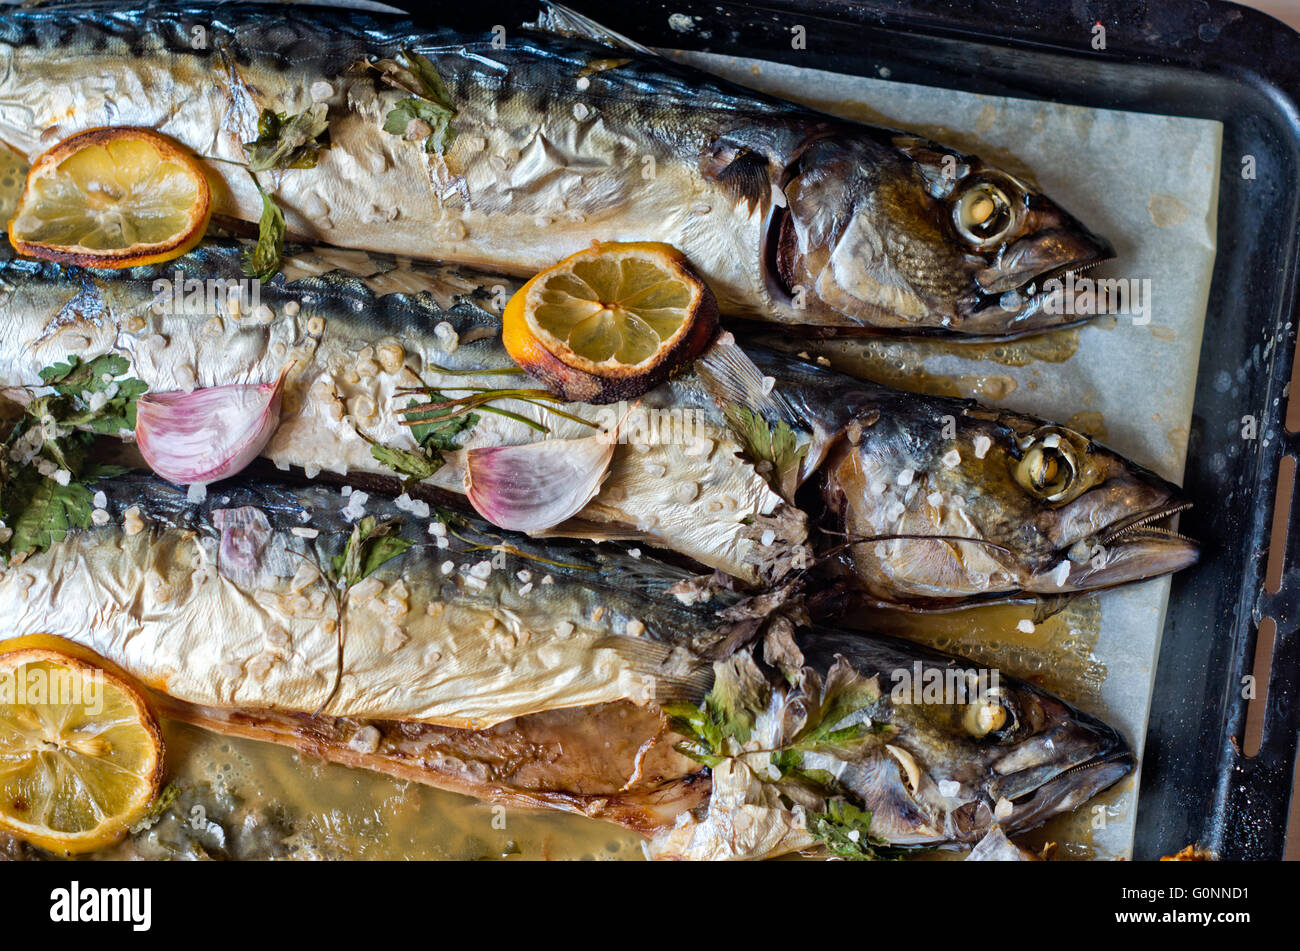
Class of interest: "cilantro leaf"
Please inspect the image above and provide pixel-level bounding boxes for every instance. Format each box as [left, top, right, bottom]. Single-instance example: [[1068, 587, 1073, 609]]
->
[[243, 104, 330, 172], [242, 179, 286, 283]]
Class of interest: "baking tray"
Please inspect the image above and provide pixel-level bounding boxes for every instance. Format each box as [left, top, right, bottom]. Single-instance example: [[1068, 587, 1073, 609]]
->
[[392, 0, 1300, 859]]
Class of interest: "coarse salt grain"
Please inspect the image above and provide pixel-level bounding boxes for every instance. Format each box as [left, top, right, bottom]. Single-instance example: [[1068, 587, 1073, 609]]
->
[[1017, 619, 1035, 634], [973, 435, 992, 459]]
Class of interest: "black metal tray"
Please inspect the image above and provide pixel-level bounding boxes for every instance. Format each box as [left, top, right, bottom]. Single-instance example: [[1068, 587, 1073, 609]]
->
[[436, 0, 1299, 859]]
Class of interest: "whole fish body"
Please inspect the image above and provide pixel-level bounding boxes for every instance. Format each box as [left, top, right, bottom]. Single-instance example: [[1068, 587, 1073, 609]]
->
[[0, 1, 1112, 336], [0, 240, 807, 586], [0, 238, 1196, 607], [0, 471, 1133, 858]]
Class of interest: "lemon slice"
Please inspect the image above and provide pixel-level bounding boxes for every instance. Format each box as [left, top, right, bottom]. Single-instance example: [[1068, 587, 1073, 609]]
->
[[503, 241, 719, 403], [8, 127, 211, 268], [0, 643, 164, 854]]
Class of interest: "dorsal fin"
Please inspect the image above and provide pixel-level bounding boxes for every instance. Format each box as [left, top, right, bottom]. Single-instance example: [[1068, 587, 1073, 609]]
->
[[527, 2, 657, 55]]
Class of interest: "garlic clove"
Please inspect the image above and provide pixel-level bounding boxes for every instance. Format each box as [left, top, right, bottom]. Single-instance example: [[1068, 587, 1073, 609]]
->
[[135, 368, 288, 487], [464, 429, 616, 533]]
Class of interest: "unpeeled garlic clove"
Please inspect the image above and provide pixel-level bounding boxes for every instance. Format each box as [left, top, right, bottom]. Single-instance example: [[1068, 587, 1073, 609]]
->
[[135, 369, 288, 487], [464, 429, 616, 533]]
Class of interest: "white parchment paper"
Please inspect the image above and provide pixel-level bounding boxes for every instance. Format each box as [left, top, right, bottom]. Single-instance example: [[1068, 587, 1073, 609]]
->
[[675, 50, 1222, 859]]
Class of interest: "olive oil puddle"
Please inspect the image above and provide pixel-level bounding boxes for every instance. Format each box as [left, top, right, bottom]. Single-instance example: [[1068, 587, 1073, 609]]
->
[[81, 721, 643, 861]]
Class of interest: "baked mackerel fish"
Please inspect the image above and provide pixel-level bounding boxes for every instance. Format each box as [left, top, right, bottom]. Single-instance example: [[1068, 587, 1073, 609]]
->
[[0, 240, 806, 586], [0, 1, 1112, 336], [0, 471, 1134, 859], [0, 238, 1197, 607]]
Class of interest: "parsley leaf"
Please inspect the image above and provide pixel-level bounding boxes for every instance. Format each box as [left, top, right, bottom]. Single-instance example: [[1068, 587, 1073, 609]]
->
[[369, 443, 443, 485], [242, 178, 286, 283], [243, 104, 330, 172], [1, 353, 146, 563], [7, 472, 93, 560], [807, 800, 902, 861], [724, 403, 808, 501]]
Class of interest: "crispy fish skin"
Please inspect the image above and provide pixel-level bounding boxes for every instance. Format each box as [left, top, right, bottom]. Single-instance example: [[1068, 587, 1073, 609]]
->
[[0, 1, 1110, 336], [159, 698, 711, 836], [0, 472, 727, 726], [0, 241, 804, 585]]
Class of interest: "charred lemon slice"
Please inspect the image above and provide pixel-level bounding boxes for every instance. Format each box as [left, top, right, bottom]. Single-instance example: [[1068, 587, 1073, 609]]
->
[[503, 242, 719, 403], [0, 643, 164, 854], [8, 127, 211, 268]]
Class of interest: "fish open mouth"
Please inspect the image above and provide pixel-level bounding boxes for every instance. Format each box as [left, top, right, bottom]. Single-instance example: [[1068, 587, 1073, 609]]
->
[[1058, 500, 1199, 590], [998, 749, 1135, 834], [965, 257, 1113, 337]]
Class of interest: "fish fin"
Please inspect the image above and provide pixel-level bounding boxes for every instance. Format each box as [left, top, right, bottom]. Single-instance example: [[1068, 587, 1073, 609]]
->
[[595, 636, 714, 706], [528, 3, 657, 55], [702, 144, 772, 214], [695, 334, 799, 425]]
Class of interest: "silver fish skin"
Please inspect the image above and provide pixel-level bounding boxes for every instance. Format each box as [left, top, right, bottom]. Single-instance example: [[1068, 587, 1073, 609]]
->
[[0, 1, 1111, 336], [0, 472, 1131, 858], [0, 240, 804, 586], [0, 470, 728, 727], [719, 348, 1199, 610]]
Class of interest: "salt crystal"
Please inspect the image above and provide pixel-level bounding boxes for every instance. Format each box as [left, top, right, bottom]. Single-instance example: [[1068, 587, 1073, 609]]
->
[[897, 468, 914, 486], [1017, 619, 1035, 634], [187, 483, 207, 503], [760, 529, 776, 546], [941, 450, 961, 468], [973, 435, 992, 459], [92, 491, 107, 509], [938, 780, 961, 798]]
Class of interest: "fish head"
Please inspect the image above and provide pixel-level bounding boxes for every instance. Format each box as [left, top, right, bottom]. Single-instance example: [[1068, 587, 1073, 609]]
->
[[804, 633, 1133, 846], [822, 403, 1198, 607], [770, 134, 1113, 335]]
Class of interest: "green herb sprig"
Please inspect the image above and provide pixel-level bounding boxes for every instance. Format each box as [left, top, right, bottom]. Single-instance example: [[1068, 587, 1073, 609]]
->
[[0, 354, 145, 563]]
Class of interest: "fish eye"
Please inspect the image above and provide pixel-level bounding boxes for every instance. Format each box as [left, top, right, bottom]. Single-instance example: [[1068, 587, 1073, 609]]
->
[[1015, 435, 1077, 501], [953, 182, 1014, 247], [964, 694, 1017, 741]]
